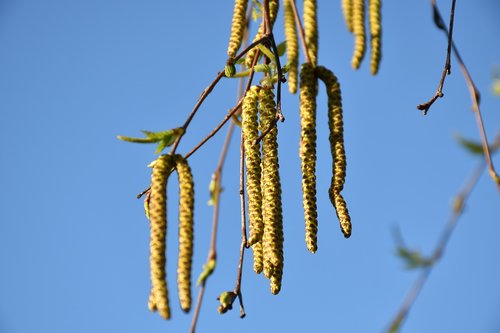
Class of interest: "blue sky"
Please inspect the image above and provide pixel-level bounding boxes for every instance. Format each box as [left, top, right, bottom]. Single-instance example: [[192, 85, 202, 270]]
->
[[1, 1, 499, 332]]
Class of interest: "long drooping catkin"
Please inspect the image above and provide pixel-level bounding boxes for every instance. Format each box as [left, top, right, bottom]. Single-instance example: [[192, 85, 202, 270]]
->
[[369, 0, 382, 75], [351, 0, 366, 69], [342, 0, 354, 33], [303, 0, 318, 66], [259, 88, 284, 293], [149, 154, 174, 319], [245, 0, 279, 68], [315, 66, 352, 238], [284, 0, 298, 94], [242, 86, 263, 247], [173, 155, 194, 312], [227, 0, 249, 59], [299, 62, 319, 253]]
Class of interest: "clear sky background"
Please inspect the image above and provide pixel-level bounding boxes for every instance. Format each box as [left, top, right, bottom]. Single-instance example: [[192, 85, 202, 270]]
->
[[1, 1, 499, 332]]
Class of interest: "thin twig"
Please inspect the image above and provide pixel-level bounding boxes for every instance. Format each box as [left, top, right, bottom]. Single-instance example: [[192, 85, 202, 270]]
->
[[417, 0, 457, 114], [189, 284, 206, 333], [234, 131, 248, 319], [427, 0, 500, 192], [189, 121, 235, 333], [184, 99, 243, 160], [387, 161, 485, 333], [289, 0, 311, 64]]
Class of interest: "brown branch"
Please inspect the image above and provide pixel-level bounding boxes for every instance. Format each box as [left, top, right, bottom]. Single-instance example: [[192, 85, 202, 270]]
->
[[417, 0, 456, 114], [289, 0, 311, 64], [184, 99, 243, 160], [427, 1, 500, 192], [386, 161, 485, 333], [235, 131, 248, 318]]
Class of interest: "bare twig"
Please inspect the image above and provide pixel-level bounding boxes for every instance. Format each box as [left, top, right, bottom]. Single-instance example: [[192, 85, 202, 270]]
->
[[184, 99, 243, 160], [427, 0, 500, 192], [235, 132, 248, 318], [289, 0, 312, 64], [417, 0, 456, 114]]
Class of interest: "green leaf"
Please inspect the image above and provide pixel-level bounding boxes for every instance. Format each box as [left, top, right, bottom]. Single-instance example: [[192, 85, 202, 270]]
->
[[254, 63, 271, 74], [235, 58, 246, 65], [229, 69, 252, 78], [117, 135, 157, 143], [454, 134, 487, 155], [197, 258, 216, 286], [257, 44, 275, 62], [118, 127, 184, 154], [276, 41, 287, 57], [396, 246, 433, 269]]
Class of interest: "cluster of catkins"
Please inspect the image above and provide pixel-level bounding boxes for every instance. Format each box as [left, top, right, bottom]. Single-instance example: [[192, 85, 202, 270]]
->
[[227, 0, 381, 294], [284, 0, 353, 254], [146, 154, 195, 319], [342, 0, 382, 73], [143, 0, 383, 319]]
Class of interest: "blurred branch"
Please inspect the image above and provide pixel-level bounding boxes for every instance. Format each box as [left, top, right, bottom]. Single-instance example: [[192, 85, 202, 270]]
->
[[417, 0, 456, 114], [387, 135, 500, 333]]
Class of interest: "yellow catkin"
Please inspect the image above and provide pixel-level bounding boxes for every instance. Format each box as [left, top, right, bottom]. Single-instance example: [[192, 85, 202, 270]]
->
[[259, 88, 284, 293], [351, 0, 366, 69], [174, 155, 194, 312], [284, 0, 298, 94], [149, 154, 174, 320], [227, 0, 249, 59], [245, 0, 279, 68], [369, 0, 382, 75], [342, 0, 354, 33], [315, 66, 352, 238], [299, 62, 318, 253], [252, 240, 263, 274], [303, 0, 318, 66], [242, 86, 264, 247]]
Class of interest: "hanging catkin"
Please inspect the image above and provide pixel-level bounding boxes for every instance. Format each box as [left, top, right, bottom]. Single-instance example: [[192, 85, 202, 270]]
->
[[299, 62, 319, 253], [173, 155, 194, 312], [149, 154, 174, 319], [351, 0, 366, 69], [303, 0, 318, 66], [227, 0, 249, 59], [245, 0, 279, 68], [284, 0, 299, 94], [242, 86, 263, 247], [259, 87, 284, 295], [342, 0, 354, 33], [315, 66, 352, 238], [369, 0, 382, 75]]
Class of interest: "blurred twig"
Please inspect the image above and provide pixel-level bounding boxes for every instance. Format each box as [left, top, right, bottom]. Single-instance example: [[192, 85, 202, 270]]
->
[[387, 135, 500, 333]]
